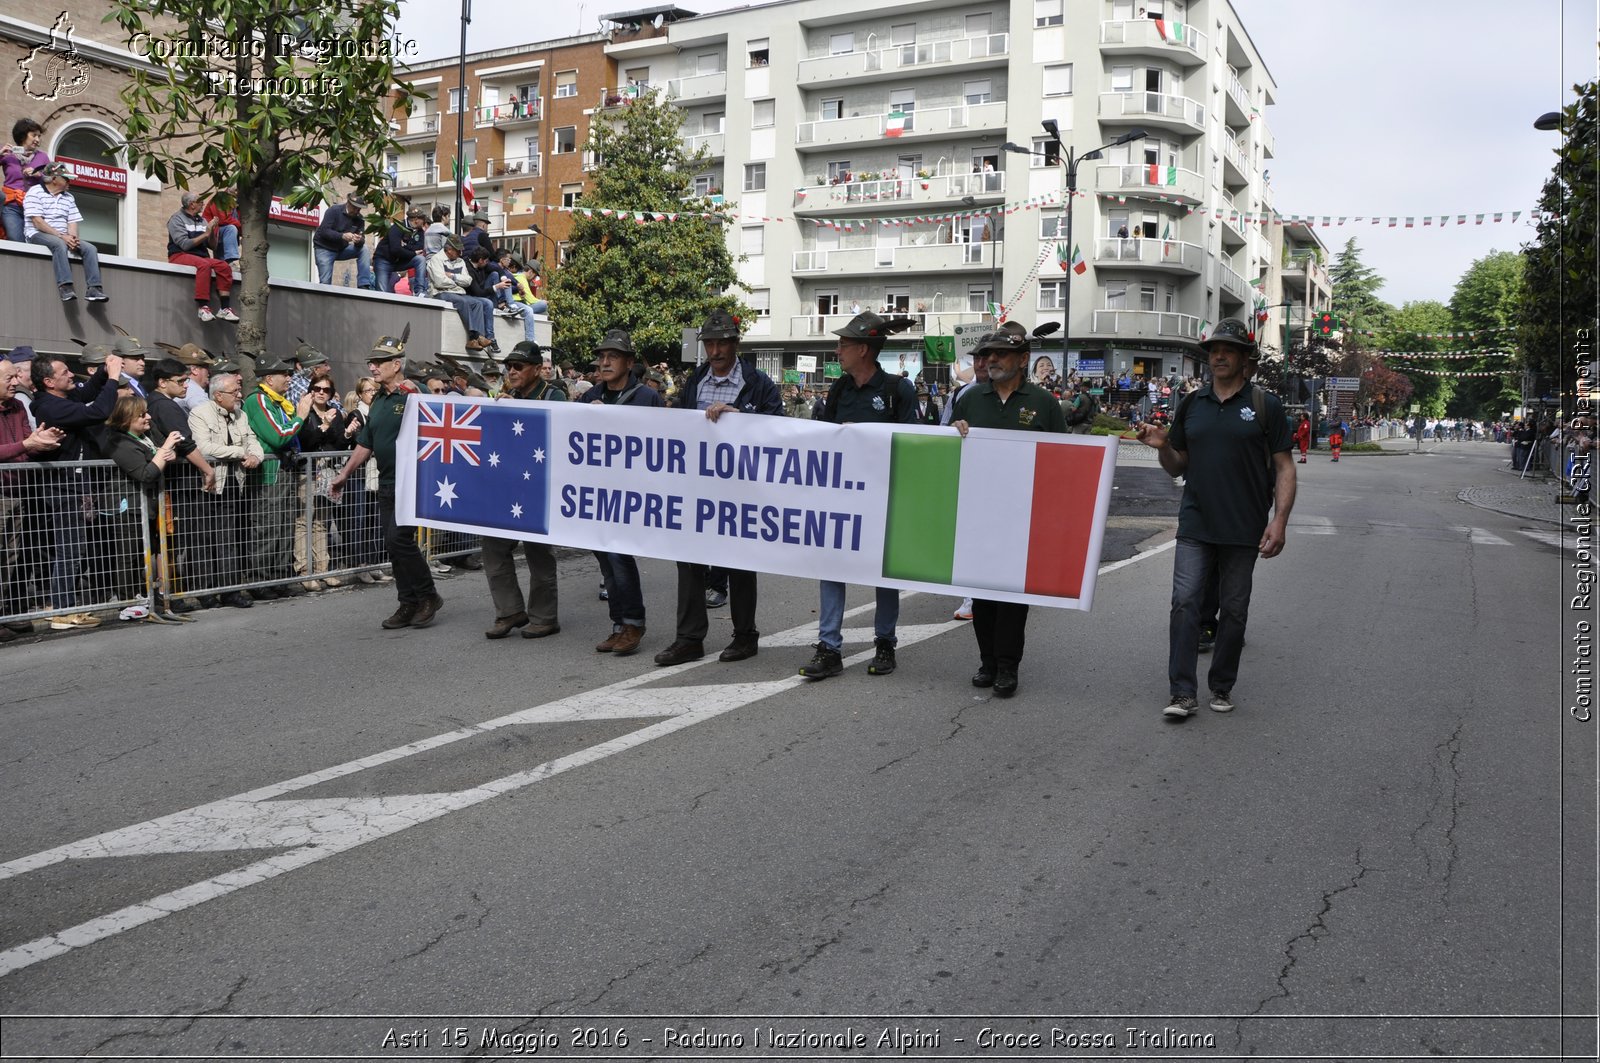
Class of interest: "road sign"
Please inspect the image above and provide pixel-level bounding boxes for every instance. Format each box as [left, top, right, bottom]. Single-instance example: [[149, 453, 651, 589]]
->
[[1327, 377, 1361, 391]]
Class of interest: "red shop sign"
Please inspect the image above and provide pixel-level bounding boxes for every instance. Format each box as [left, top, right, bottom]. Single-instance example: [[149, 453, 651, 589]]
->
[[269, 197, 322, 228], [56, 155, 128, 197]]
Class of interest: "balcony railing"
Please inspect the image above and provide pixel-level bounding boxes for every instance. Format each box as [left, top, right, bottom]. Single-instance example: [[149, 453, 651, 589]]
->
[[788, 309, 991, 338], [479, 156, 542, 181], [794, 169, 1005, 207], [387, 163, 440, 190], [1220, 134, 1249, 184], [1217, 196, 1249, 241], [683, 131, 726, 157], [598, 83, 662, 108], [795, 33, 1009, 84], [473, 97, 543, 127], [1098, 19, 1208, 62], [1227, 72, 1252, 120], [667, 70, 728, 102], [1219, 260, 1249, 302], [793, 239, 1002, 274], [796, 100, 1008, 147], [1091, 309, 1202, 339], [1093, 237, 1202, 273], [1098, 91, 1204, 132], [396, 113, 440, 138], [1094, 162, 1203, 203]]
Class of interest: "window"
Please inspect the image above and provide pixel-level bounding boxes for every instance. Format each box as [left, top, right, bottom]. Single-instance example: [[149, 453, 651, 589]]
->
[[748, 289, 771, 317], [752, 99, 775, 128], [967, 286, 993, 312], [1111, 0, 1134, 19], [743, 162, 766, 192], [1110, 66, 1133, 93], [1039, 280, 1065, 310], [741, 225, 765, 256], [384, 152, 398, 182], [890, 23, 916, 46], [889, 89, 916, 131], [697, 52, 723, 74], [1107, 209, 1129, 237], [423, 149, 437, 180], [829, 33, 854, 55], [963, 79, 992, 105], [554, 126, 577, 153], [692, 173, 715, 195], [1139, 282, 1158, 311], [447, 87, 465, 113], [1104, 282, 1128, 309], [557, 241, 572, 267], [1043, 64, 1073, 96], [1040, 212, 1066, 239], [554, 71, 577, 98], [1034, 0, 1063, 26], [461, 139, 477, 166], [1164, 284, 1176, 312], [821, 97, 844, 121], [561, 183, 583, 208], [625, 67, 650, 87], [747, 38, 769, 67], [966, 13, 992, 36], [1030, 136, 1056, 168], [515, 82, 538, 105], [882, 287, 911, 314], [827, 160, 852, 183], [701, 111, 725, 134]]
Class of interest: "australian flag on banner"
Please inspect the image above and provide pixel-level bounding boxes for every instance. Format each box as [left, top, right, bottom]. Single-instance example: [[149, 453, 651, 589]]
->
[[413, 400, 551, 535]]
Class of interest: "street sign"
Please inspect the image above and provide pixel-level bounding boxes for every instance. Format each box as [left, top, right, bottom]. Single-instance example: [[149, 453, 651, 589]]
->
[[1410, 404, 1421, 413], [796, 355, 818, 372], [1327, 376, 1361, 391], [953, 322, 989, 360]]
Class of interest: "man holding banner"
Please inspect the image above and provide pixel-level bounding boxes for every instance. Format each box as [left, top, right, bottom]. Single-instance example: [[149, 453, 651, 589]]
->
[[951, 326, 1067, 698], [656, 309, 784, 668], [799, 311, 918, 681]]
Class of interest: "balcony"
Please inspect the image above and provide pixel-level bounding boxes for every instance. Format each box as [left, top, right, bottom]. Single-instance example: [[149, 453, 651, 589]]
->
[[1093, 162, 1204, 204], [598, 83, 664, 109], [1090, 309, 1203, 341], [1098, 19, 1208, 66], [667, 70, 728, 104], [394, 112, 440, 143], [1224, 71, 1252, 127], [793, 169, 1005, 211], [1218, 259, 1249, 303], [795, 33, 1009, 87], [1282, 253, 1332, 301], [1257, 120, 1275, 160], [1098, 91, 1204, 136], [1093, 237, 1203, 275], [1217, 197, 1248, 246], [477, 156, 542, 184], [387, 163, 440, 191], [683, 131, 726, 159], [793, 238, 1003, 276], [789, 309, 990, 338], [796, 100, 1008, 150], [473, 97, 543, 129], [1220, 133, 1249, 187]]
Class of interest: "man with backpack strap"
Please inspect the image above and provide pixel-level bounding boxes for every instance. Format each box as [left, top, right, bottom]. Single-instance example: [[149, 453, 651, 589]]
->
[[1134, 318, 1296, 720]]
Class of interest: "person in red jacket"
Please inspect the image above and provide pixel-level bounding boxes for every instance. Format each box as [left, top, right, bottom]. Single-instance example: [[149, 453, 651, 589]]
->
[[1328, 424, 1345, 462], [1293, 413, 1311, 463]]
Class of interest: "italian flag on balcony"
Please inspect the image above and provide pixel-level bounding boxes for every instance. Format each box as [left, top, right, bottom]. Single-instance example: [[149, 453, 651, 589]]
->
[[453, 158, 477, 214], [1154, 19, 1185, 43], [881, 433, 1118, 607], [885, 110, 908, 138], [1147, 164, 1178, 186]]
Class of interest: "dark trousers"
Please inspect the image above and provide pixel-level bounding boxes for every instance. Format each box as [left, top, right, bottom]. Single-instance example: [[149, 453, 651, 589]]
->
[[593, 551, 644, 629], [674, 562, 757, 644], [1169, 537, 1258, 698], [972, 598, 1030, 671], [482, 535, 558, 626], [249, 470, 295, 583], [379, 490, 435, 606], [197, 486, 245, 590]]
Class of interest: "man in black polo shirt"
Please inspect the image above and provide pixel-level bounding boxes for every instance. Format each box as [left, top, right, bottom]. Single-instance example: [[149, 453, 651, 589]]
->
[[799, 310, 917, 681], [950, 325, 1067, 698], [1135, 318, 1296, 720], [328, 331, 444, 631]]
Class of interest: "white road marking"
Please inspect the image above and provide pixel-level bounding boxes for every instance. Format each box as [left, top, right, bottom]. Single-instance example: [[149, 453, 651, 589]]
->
[[1518, 528, 1568, 549], [1, 542, 1182, 977], [1449, 526, 1512, 546], [1290, 516, 1337, 535]]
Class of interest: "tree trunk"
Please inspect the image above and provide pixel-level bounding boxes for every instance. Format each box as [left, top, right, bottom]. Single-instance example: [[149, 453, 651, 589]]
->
[[235, 178, 274, 383]]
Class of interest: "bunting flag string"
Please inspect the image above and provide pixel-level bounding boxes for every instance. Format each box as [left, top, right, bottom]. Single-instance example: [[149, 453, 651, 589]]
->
[[1396, 367, 1519, 377], [1357, 327, 1512, 339], [1374, 349, 1515, 359], [1002, 241, 1059, 321]]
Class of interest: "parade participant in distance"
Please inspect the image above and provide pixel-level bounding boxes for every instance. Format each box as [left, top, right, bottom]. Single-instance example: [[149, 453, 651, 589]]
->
[[799, 311, 917, 681], [1293, 412, 1311, 463], [481, 341, 566, 640], [1134, 318, 1295, 720], [1327, 422, 1344, 462], [950, 325, 1068, 698], [655, 309, 784, 667], [577, 328, 662, 657]]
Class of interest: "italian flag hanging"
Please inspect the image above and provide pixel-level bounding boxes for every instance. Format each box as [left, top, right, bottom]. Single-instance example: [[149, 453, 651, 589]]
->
[[1070, 243, 1087, 275], [885, 110, 907, 138], [881, 433, 1117, 606], [1147, 164, 1177, 186], [454, 158, 477, 214], [1155, 19, 1185, 42]]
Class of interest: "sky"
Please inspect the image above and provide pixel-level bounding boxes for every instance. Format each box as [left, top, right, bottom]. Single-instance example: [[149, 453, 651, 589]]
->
[[395, 0, 1596, 308]]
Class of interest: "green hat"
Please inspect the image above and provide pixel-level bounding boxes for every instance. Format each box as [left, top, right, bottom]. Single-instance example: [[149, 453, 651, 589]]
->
[[370, 327, 410, 362], [1198, 318, 1258, 357], [254, 355, 293, 375], [594, 329, 635, 357], [831, 310, 892, 343], [974, 328, 1031, 356], [75, 343, 114, 367], [213, 358, 242, 374], [293, 341, 328, 368], [160, 342, 211, 367], [112, 335, 155, 360], [503, 340, 545, 367], [699, 308, 741, 340], [443, 235, 465, 253]]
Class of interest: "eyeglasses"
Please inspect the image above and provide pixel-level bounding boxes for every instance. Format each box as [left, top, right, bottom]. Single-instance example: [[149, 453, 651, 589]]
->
[[310, 385, 333, 393]]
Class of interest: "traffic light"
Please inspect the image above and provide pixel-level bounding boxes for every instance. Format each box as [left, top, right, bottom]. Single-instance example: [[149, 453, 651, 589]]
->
[[1314, 311, 1338, 337]]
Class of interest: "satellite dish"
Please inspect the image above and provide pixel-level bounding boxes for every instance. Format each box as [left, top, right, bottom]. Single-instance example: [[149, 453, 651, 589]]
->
[[652, 13, 664, 28]]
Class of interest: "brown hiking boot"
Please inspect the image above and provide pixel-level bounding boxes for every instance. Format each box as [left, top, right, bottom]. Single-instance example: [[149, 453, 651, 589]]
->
[[485, 612, 528, 639], [595, 629, 622, 652], [410, 592, 444, 628], [382, 603, 418, 630], [610, 623, 644, 657]]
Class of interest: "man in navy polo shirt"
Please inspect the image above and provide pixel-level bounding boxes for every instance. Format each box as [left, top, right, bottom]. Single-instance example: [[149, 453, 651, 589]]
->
[[1135, 318, 1296, 720]]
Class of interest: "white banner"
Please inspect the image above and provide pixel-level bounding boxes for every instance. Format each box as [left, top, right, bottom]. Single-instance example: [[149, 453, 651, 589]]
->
[[397, 397, 1119, 608]]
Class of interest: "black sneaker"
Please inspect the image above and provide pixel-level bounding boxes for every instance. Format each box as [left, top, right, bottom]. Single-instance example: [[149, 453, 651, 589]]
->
[[866, 637, 896, 676], [798, 642, 843, 679], [1163, 694, 1198, 719]]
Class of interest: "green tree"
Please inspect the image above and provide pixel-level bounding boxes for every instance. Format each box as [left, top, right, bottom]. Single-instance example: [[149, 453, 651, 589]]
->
[[111, 2, 414, 361], [1447, 250, 1523, 418], [1328, 238, 1394, 345], [1519, 81, 1597, 399], [1385, 300, 1455, 416], [549, 90, 747, 363]]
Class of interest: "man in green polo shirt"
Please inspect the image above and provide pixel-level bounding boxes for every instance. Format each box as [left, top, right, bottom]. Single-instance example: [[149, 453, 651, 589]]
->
[[950, 324, 1067, 698], [328, 331, 444, 631], [1134, 317, 1296, 720]]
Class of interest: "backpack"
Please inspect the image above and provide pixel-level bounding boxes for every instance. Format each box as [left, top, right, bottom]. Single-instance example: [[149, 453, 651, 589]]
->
[[1173, 385, 1274, 472]]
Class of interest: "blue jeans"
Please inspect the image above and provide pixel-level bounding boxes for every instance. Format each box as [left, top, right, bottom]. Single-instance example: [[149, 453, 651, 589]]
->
[[818, 579, 898, 651], [499, 299, 538, 340], [28, 231, 102, 288], [47, 481, 86, 608], [1169, 537, 1257, 698], [2, 202, 24, 242], [434, 291, 495, 338], [215, 223, 238, 261], [375, 253, 428, 295], [594, 551, 645, 628], [313, 242, 374, 288]]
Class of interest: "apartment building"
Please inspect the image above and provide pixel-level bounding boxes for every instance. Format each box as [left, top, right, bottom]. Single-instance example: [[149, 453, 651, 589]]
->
[[592, 0, 1280, 377], [1268, 218, 1333, 356]]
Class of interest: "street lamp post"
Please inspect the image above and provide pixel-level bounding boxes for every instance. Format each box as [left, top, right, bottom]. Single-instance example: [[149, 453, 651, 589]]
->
[[1004, 124, 1145, 372]]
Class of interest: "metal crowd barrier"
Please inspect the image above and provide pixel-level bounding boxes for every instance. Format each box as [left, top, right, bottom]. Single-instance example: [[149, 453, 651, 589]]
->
[[0, 451, 480, 631]]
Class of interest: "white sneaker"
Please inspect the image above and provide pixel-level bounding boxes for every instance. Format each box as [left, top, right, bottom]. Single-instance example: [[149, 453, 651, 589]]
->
[[216, 307, 240, 322], [428, 560, 452, 576], [197, 306, 215, 322], [1209, 691, 1235, 713], [953, 597, 974, 621]]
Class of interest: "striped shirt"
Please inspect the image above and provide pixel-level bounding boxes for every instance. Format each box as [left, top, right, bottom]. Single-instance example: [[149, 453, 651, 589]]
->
[[696, 362, 744, 411], [22, 186, 82, 240]]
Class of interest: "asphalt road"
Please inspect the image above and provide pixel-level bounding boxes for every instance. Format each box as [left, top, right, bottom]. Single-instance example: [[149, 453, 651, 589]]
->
[[1, 442, 1592, 1061]]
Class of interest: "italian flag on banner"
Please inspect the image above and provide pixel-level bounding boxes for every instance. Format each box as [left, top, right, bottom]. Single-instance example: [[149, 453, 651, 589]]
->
[[885, 110, 907, 138], [1147, 164, 1177, 186], [1070, 243, 1087, 275], [882, 434, 1117, 603], [454, 158, 476, 213]]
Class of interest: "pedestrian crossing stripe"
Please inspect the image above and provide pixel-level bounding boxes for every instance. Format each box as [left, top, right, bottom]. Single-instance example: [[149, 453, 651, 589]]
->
[[1283, 519, 1548, 547]]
